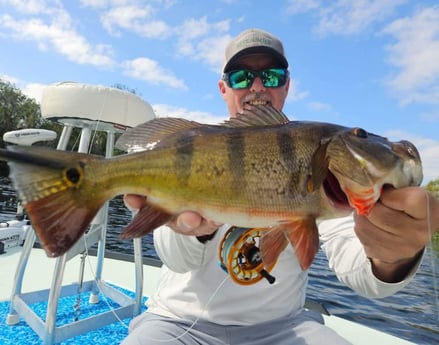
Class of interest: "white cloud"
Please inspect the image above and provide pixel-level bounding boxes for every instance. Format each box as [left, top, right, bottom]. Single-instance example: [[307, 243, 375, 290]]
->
[[0, 4, 115, 67], [381, 6, 439, 105], [21, 82, 47, 103], [286, 0, 407, 36], [385, 129, 439, 184], [285, 0, 320, 15], [0, 73, 20, 85], [308, 101, 333, 112], [286, 78, 308, 103], [153, 103, 226, 124], [100, 4, 171, 38], [317, 0, 407, 36], [175, 17, 231, 70], [123, 57, 187, 90], [0, 73, 47, 103]]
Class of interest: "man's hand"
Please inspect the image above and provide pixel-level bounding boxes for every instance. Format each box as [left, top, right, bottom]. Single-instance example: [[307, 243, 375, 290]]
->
[[123, 194, 221, 237], [354, 186, 439, 282]]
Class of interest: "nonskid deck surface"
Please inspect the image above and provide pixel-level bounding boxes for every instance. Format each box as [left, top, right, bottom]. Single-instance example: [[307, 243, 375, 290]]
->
[[0, 247, 416, 345]]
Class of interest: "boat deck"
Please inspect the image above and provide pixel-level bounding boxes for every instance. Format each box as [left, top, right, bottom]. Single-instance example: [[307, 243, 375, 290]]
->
[[0, 246, 415, 344]]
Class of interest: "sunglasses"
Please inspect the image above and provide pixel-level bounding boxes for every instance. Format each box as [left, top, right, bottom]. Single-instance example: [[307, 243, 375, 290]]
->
[[222, 68, 289, 89]]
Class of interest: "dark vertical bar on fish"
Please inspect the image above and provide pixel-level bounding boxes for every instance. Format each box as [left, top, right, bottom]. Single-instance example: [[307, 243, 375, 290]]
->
[[174, 134, 194, 187], [227, 131, 246, 193]]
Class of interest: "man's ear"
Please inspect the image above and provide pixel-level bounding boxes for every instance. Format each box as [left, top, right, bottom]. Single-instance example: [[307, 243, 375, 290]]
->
[[218, 80, 227, 96]]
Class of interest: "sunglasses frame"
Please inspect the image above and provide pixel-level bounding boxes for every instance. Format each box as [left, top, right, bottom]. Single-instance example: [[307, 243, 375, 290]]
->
[[222, 68, 289, 89]]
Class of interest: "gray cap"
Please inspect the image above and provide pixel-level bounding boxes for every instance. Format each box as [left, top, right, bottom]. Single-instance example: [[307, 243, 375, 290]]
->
[[223, 28, 288, 73]]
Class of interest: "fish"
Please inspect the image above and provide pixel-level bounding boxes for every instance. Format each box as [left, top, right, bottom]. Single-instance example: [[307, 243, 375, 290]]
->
[[0, 105, 423, 270]]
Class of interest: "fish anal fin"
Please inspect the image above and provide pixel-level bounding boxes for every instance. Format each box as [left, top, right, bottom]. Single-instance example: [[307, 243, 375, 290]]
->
[[260, 226, 289, 267], [284, 217, 320, 270], [120, 204, 173, 239], [25, 195, 102, 257]]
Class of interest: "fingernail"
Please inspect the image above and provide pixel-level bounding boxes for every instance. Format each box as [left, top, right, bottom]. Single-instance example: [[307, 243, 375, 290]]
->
[[177, 219, 192, 232]]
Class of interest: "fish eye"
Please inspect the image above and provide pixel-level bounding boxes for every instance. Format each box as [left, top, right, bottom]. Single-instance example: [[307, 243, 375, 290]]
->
[[353, 128, 368, 138], [65, 167, 81, 184]]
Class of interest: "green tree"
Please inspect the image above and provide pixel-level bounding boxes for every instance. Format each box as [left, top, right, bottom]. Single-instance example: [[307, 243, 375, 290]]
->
[[425, 178, 439, 241], [0, 79, 63, 175], [425, 178, 439, 198], [0, 79, 43, 135]]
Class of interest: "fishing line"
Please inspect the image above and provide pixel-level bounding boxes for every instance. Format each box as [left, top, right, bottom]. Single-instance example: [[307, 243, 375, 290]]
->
[[80, 233, 130, 329], [88, 88, 108, 155], [80, 232, 231, 341], [138, 275, 230, 343]]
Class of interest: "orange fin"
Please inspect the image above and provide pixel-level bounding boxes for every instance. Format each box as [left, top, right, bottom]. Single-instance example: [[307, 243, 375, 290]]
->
[[120, 204, 173, 239], [261, 218, 320, 270], [284, 217, 320, 270], [25, 194, 102, 257], [260, 226, 289, 267]]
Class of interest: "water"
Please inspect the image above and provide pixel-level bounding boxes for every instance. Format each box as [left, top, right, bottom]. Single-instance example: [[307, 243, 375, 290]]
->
[[0, 177, 438, 344]]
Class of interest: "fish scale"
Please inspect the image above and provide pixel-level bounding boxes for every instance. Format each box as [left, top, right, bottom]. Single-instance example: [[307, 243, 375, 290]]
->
[[0, 105, 423, 269]]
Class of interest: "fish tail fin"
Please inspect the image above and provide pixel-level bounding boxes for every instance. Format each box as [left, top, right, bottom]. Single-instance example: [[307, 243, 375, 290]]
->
[[120, 204, 173, 239], [4, 146, 108, 257]]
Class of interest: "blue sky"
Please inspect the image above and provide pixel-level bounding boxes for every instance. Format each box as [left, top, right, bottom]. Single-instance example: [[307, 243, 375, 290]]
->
[[0, 0, 438, 183]]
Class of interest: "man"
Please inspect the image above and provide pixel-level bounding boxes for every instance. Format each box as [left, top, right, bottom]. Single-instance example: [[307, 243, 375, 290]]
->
[[122, 29, 439, 345]]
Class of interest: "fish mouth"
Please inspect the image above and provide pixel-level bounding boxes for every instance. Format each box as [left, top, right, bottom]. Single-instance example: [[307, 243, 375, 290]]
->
[[323, 170, 352, 211]]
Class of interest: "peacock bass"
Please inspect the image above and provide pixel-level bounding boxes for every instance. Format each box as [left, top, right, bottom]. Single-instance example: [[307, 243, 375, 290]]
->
[[0, 105, 423, 270]]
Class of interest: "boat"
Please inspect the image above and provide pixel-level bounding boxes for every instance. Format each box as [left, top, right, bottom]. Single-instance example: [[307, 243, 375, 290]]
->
[[1, 128, 58, 254], [0, 82, 417, 344]]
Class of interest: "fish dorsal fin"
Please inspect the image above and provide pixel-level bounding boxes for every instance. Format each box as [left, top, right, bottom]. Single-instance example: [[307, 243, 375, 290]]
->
[[116, 117, 207, 152], [222, 105, 290, 128]]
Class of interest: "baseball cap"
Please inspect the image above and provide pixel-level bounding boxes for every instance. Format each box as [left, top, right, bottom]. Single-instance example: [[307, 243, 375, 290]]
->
[[223, 29, 288, 73]]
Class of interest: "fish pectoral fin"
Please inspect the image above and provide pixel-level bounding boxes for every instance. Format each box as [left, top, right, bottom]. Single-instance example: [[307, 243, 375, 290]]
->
[[304, 140, 330, 195], [284, 217, 320, 270], [120, 204, 173, 239], [259, 226, 289, 267]]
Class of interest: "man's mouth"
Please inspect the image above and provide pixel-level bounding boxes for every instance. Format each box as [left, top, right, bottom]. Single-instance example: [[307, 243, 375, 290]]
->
[[245, 99, 271, 106]]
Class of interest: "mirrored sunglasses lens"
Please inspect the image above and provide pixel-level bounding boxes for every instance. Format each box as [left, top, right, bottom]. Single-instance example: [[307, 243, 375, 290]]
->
[[262, 69, 287, 88], [229, 70, 253, 89]]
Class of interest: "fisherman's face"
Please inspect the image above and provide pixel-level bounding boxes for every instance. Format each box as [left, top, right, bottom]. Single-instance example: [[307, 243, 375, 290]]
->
[[218, 53, 290, 117]]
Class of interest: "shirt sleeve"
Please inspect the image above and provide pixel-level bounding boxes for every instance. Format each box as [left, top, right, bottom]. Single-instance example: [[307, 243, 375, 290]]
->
[[153, 224, 223, 273], [318, 215, 422, 298]]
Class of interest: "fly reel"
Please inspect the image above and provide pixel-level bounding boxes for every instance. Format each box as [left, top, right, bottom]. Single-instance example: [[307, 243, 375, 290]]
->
[[218, 226, 276, 285]]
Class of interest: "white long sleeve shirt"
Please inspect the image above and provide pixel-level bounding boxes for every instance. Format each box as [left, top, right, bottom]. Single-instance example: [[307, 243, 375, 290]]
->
[[145, 215, 420, 325]]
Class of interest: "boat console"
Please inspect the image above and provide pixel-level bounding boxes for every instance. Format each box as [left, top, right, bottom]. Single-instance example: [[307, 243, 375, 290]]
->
[[5, 82, 155, 345]]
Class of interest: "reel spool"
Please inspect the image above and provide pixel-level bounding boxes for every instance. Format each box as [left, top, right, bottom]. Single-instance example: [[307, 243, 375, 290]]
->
[[218, 226, 276, 285]]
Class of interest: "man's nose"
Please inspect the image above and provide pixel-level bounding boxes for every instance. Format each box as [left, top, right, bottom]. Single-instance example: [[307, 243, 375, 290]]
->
[[250, 76, 266, 92]]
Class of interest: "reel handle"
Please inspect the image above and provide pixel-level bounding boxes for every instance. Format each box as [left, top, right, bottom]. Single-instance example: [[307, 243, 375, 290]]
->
[[259, 269, 276, 284]]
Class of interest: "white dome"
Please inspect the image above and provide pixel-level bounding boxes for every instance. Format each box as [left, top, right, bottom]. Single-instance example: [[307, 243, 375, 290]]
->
[[40, 82, 155, 132]]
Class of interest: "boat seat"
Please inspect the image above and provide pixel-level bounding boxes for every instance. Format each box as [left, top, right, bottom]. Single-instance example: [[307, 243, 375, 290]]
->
[[6, 82, 155, 345]]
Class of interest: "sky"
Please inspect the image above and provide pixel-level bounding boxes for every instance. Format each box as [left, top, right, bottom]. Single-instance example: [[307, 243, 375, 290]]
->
[[0, 0, 438, 183]]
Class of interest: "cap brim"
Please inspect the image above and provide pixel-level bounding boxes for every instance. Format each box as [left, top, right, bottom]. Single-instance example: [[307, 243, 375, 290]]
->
[[223, 46, 288, 72]]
